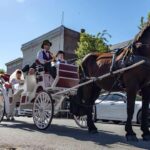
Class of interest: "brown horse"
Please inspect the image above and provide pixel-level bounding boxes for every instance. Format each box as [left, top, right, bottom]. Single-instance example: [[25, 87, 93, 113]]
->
[[74, 22, 150, 141]]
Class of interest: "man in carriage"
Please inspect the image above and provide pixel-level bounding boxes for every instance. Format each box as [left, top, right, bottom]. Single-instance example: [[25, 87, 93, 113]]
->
[[36, 40, 56, 78], [22, 40, 56, 78]]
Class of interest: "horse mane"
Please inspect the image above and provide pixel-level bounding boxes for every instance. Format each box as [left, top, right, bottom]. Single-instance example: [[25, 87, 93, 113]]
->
[[82, 52, 99, 63], [133, 21, 150, 43]]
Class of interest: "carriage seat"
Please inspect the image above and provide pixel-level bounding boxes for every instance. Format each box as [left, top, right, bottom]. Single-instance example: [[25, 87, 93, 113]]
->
[[55, 63, 79, 88]]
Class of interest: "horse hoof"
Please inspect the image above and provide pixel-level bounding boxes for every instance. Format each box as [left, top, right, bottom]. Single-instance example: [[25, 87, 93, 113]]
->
[[126, 135, 138, 142], [89, 129, 98, 134], [143, 135, 150, 141]]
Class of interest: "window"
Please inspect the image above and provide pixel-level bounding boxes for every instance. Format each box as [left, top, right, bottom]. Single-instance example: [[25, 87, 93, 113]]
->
[[109, 94, 125, 102], [99, 93, 126, 102]]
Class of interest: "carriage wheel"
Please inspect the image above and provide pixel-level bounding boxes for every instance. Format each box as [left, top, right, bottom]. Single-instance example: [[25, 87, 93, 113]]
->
[[0, 90, 5, 122], [73, 105, 96, 128], [74, 115, 88, 128], [33, 91, 54, 130]]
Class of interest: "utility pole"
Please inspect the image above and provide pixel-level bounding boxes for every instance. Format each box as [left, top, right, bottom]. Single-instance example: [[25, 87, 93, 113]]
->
[[61, 11, 64, 25], [59, 11, 64, 50]]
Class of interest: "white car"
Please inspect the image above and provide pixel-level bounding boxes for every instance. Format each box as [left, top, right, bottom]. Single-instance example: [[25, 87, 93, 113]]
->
[[95, 92, 150, 124]]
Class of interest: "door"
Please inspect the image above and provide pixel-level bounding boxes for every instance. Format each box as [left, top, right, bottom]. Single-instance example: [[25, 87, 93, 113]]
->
[[96, 93, 127, 121], [108, 94, 127, 121]]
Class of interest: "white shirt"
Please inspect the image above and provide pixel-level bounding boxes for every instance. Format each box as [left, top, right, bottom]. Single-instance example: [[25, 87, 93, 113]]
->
[[10, 78, 20, 91], [37, 49, 51, 64]]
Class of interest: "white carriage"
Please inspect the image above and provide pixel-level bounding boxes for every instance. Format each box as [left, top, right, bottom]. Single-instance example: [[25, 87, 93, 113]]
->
[[0, 63, 80, 129]]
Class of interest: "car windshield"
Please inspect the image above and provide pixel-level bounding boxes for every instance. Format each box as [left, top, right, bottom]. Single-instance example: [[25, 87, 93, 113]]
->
[[99, 93, 141, 102], [99, 95, 108, 100], [99, 93, 126, 102]]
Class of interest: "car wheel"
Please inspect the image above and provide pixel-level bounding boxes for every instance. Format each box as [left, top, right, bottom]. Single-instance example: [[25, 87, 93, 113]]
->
[[101, 119, 109, 122], [113, 120, 121, 124], [137, 110, 142, 124]]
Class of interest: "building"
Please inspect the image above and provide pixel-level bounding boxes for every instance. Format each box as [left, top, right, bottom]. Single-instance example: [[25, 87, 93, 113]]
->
[[6, 25, 80, 74], [6, 25, 132, 74], [21, 25, 80, 67], [110, 40, 132, 51], [5, 58, 23, 74]]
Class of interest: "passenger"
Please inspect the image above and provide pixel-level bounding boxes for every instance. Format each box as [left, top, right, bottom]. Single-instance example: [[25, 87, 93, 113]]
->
[[0, 73, 11, 120], [9, 69, 24, 91], [28, 68, 35, 75], [55, 50, 67, 64], [37, 40, 56, 78], [9, 69, 24, 120]]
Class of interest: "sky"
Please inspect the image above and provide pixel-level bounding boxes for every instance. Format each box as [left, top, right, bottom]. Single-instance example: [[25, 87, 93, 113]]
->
[[0, 0, 150, 70]]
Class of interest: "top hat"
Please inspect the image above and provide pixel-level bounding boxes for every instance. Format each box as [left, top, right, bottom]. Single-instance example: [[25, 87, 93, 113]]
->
[[41, 40, 52, 49]]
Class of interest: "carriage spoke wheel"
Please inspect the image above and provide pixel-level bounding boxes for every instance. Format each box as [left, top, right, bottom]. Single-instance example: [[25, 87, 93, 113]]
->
[[0, 90, 5, 122], [74, 115, 88, 128], [33, 91, 53, 130]]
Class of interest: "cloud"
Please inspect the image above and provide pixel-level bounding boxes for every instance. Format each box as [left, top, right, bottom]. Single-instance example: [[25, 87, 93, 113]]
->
[[16, 0, 25, 3]]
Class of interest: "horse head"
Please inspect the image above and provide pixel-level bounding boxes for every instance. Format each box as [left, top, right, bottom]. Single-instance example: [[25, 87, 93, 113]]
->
[[133, 21, 150, 58]]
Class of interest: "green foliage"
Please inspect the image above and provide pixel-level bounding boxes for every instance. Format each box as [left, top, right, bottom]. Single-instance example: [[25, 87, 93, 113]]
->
[[139, 12, 150, 30], [75, 30, 111, 62], [0, 69, 5, 74]]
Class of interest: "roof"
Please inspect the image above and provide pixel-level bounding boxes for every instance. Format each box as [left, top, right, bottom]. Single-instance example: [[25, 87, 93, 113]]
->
[[110, 40, 133, 50], [21, 25, 79, 51], [5, 57, 23, 66]]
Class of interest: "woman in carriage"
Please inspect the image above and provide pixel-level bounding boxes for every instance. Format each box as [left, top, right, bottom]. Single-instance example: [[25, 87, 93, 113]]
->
[[8, 69, 24, 120], [0, 69, 24, 120]]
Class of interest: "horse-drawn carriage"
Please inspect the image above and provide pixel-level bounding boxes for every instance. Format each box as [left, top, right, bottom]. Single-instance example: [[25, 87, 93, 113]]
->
[[0, 62, 84, 129], [0, 60, 144, 130], [1, 22, 150, 141]]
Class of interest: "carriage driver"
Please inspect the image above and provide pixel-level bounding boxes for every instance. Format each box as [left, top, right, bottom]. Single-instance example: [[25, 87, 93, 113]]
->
[[37, 40, 56, 78]]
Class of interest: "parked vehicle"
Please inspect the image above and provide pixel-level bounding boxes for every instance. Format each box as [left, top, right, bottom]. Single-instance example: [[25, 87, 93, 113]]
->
[[95, 92, 150, 124]]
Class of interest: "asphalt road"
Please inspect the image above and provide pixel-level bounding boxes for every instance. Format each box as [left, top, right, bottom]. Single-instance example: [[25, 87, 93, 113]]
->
[[0, 117, 150, 150]]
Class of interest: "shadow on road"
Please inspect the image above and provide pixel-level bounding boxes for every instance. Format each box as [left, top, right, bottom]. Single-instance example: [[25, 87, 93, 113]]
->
[[0, 119, 150, 149]]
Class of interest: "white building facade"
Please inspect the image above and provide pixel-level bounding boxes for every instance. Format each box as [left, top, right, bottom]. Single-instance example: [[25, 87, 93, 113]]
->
[[6, 26, 80, 73]]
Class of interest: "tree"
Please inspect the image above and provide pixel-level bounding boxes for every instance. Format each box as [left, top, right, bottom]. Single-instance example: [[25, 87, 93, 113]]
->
[[75, 29, 111, 63], [0, 69, 5, 74], [139, 12, 150, 30]]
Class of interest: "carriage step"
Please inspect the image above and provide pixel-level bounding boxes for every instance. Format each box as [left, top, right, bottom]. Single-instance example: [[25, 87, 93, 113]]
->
[[16, 109, 33, 116]]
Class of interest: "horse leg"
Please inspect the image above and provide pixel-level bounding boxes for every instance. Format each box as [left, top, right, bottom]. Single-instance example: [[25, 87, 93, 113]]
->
[[83, 83, 100, 133], [125, 87, 138, 141], [86, 106, 98, 133], [141, 86, 150, 141], [87, 84, 101, 133]]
